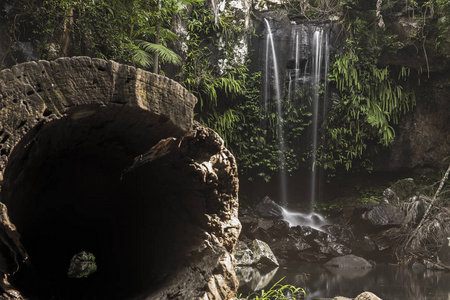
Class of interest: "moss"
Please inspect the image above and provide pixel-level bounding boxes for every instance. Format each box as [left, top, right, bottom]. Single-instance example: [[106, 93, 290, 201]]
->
[[67, 251, 97, 279]]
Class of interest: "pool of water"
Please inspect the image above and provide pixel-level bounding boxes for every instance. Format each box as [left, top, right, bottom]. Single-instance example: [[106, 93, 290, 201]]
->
[[237, 263, 450, 299]]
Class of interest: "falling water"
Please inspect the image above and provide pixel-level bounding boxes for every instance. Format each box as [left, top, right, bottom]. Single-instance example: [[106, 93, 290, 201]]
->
[[264, 19, 288, 206], [309, 27, 329, 209]]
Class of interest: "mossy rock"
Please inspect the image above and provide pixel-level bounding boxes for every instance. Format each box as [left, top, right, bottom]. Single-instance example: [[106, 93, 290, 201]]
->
[[67, 251, 97, 279]]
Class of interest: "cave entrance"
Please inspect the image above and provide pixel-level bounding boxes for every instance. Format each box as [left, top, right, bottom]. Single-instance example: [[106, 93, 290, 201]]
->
[[0, 104, 190, 299]]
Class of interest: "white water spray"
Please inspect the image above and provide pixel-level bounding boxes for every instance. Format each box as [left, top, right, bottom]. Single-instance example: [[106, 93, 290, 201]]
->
[[282, 208, 328, 230]]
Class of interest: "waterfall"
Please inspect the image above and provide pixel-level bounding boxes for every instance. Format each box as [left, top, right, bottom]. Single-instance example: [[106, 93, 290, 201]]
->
[[260, 21, 331, 211], [263, 19, 288, 206], [309, 27, 330, 207], [310, 28, 323, 207]]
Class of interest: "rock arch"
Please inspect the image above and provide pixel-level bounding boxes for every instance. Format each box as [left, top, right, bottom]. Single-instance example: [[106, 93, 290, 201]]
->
[[0, 57, 240, 299]]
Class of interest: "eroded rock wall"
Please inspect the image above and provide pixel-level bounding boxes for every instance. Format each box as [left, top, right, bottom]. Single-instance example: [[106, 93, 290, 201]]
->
[[0, 57, 240, 300]]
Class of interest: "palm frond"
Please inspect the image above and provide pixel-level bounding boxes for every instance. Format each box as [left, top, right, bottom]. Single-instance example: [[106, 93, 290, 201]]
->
[[135, 40, 181, 66], [132, 48, 154, 68]]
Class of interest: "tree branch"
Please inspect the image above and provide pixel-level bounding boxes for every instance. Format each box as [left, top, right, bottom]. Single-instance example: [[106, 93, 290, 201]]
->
[[405, 164, 450, 248]]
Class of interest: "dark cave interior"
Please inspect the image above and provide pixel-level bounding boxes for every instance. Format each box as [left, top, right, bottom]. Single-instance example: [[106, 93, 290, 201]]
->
[[0, 105, 199, 299]]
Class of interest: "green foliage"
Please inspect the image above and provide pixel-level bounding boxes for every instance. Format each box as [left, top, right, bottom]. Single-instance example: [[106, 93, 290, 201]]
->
[[229, 73, 311, 182], [1, 0, 197, 72], [133, 39, 181, 68], [316, 18, 416, 172], [356, 185, 384, 204], [245, 278, 305, 300], [180, 2, 249, 145]]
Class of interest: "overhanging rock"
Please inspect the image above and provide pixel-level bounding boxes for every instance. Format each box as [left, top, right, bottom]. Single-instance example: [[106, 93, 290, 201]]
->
[[0, 57, 241, 299]]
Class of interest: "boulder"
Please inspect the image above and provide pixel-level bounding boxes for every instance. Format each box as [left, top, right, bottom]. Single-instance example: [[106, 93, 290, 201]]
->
[[250, 239, 279, 267], [355, 204, 405, 230], [381, 178, 416, 204], [324, 254, 373, 269], [234, 240, 254, 266], [354, 291, 382, 300], [269, 236, 312, 258], [333, 292, 381, 300], [255, 196, 284, 219], [235, 239, 279, 267], [322, 224, 354, 245]]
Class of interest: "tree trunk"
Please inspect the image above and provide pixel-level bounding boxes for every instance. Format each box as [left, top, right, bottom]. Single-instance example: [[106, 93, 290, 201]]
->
[[60, 8, 74, 56], [153, 24, 160, 74], [153, 0, 161, 74]]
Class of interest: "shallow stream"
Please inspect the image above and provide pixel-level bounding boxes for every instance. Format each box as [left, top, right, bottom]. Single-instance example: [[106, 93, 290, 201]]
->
[[238, 263, 450, 299]]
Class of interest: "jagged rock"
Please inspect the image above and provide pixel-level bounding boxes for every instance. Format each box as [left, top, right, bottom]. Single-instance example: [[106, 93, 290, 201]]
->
[[255, 196, 284, 219], [250, 239, 279, 266], [0, 58, 240, 300], [319, 242, 352, 256], [67, 251, 97, 279], [269, 236, 312, 258], [235, 240, 254, 266], [122, 122, 241, 300], [354, 291, 382, 300], [324, 254, 373, 269], [322, 224, 354, 245]]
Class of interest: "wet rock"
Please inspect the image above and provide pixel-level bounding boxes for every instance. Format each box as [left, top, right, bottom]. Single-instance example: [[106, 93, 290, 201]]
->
[[319, 242, 352, 256], [235, 240, 254, 266], [357, 205, 405, 229], [269, 236, 311, 259], [322, 224, 354, 245], [352, 235, 377, 255], [354, 291, 382, 300], [235, 239, 279, 267], [67, 251, 97, 279], [250, 239, 279, 267], [324, 254, 373, 269], [371, 227, 402, 251], [255, 196, 284, 219]]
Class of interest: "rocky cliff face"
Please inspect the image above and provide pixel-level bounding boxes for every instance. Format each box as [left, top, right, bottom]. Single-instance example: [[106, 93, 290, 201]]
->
[[0, 57, 240, 300]]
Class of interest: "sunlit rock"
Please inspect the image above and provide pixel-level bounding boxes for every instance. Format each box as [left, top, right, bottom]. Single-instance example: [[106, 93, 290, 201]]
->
[[235, 239, 278, 267]]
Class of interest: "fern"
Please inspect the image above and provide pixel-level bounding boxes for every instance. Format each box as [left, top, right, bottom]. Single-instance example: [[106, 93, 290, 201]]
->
[[134, 40, 181, 67]]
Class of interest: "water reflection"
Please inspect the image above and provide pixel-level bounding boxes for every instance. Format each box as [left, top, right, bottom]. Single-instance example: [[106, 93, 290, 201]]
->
[[236, 266, 279, 292], [237, 263, 450, 300]]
